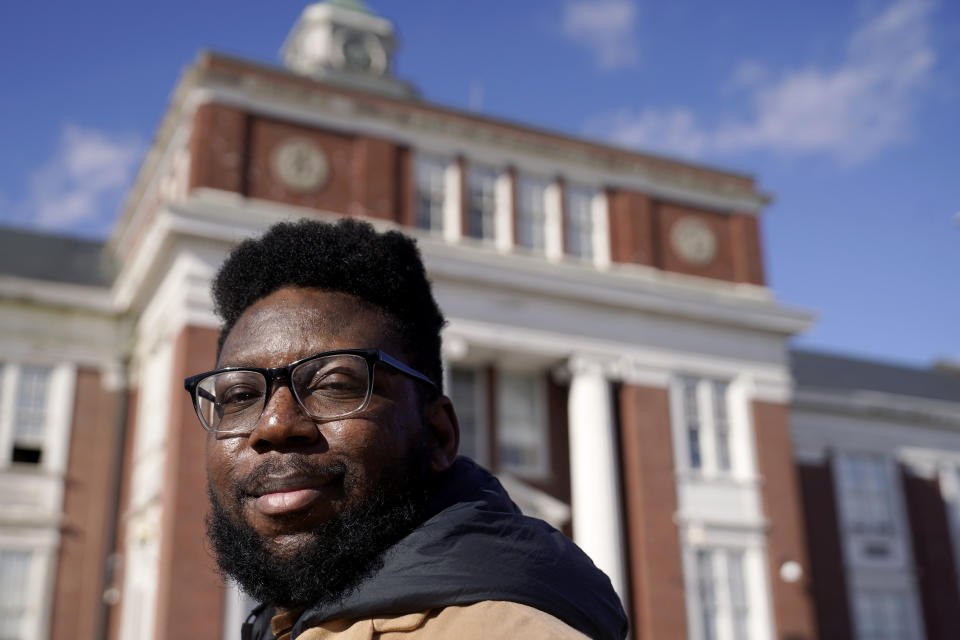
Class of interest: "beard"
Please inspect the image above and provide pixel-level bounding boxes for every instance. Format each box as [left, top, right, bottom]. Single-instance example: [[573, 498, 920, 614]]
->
[[206, 446, 432, 610]]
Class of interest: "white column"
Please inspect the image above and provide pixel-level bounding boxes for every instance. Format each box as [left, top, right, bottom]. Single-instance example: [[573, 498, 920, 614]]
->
[[567, 357, 628, 603], [443, 159, 462, 243], [494, 171, 513, 252], [544, 181, 564, 262], [591, 190, 611, 269]]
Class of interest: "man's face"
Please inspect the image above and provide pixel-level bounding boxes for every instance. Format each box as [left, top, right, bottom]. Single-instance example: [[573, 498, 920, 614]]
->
[[205, 286, 435, 606]]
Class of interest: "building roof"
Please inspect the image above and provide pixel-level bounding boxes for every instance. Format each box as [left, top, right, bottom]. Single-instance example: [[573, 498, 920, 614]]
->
[[0, 226, 115, 287], [791, 349, 960, 404]]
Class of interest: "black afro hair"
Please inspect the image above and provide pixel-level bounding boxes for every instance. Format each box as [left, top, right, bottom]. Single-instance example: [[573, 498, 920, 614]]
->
[[211, 218, 446, 391]]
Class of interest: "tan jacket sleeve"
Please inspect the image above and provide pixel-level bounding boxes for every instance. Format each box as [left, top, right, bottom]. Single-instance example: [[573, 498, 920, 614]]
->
[[294, 600, 590, 640]]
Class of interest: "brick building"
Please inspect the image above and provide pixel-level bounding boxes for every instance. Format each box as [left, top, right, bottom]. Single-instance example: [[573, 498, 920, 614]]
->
[[0, 2, 957, 639]]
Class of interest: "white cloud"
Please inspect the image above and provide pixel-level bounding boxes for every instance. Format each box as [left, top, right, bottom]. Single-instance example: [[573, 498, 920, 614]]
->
[[725, 60, 769, 92], [5, 125, 143, 234], [586, 0, 935, 164], [562, 0, 638, 70], [590, 107, 708, 157]]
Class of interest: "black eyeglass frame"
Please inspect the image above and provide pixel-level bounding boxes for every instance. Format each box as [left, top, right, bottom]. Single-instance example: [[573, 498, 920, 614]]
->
[[183, 348, 437, 434]]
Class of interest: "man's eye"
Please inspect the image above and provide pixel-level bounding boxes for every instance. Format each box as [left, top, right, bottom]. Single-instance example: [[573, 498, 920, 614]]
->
[[219, 386, 264, 409], [306, 371, 365, 395]]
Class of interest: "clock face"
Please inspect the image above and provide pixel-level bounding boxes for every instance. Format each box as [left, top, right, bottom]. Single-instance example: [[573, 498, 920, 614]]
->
[[670, 217, 717, 266], [271, 139, 329, 192], [342, 34, 372, 71], [334, 29, 387, 76]]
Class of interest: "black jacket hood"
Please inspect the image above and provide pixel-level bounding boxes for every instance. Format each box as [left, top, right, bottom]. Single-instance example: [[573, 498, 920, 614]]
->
[[244, 458, 629, 640]]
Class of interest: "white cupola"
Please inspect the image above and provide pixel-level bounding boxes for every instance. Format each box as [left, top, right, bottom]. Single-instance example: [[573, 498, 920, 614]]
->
[[281, 0, 417, 98]]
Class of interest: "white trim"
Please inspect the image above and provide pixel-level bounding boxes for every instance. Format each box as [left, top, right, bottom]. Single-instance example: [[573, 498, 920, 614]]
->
[[592, 190, 611, 269], [793, 388, 960, 428], [544, 181, 563, 262], [442, 160, 462, 244], [0, 275, 115, 314], [494, 171, 513, 252]]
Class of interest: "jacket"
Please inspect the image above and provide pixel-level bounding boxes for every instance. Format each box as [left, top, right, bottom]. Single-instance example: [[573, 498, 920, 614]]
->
[[242, 458, 628, 640]]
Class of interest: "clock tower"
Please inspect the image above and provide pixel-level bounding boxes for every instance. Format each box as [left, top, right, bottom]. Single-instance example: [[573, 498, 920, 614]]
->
[[281, 0, 417, 98]]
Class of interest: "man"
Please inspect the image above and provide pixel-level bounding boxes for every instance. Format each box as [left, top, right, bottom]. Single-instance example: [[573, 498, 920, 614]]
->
[[185, 218, 628, 639]]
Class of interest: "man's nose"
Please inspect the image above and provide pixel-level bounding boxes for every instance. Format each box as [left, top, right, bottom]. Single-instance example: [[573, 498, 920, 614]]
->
[[247, 384, 321, 450]]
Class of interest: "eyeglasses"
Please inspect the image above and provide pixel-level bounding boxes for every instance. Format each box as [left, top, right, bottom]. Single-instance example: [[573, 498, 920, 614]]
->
[[183, 348, 437, 435]]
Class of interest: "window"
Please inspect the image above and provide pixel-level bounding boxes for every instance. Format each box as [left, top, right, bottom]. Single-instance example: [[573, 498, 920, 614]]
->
[[696, 550, 717, 640], [838, 454, 894, 535], [0, 363, 55, 466], [564, 184, 595, 259], [683, 378, 703, 469], [448, 366, 549, 478], [415, 154, 448, 231], [516, 175, 548, 251], [694, 549, 752, 640], [728, 552, 749, 640], [0, 550, 31, 640], [679, 377, 734, 474], [853, 590, 913, 640], [466, 165, 498, 241], [712, 381, 731, 472], [449, 367, 489, 466], [12, 366, 51, 464], [496, 371, 548, 477]]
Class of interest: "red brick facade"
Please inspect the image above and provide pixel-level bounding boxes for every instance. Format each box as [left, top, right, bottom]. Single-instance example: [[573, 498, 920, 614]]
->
[[618, 384, 688, 640], [901, 469, 960, 640], [752, 401, 818, 640], [106, 389, 139, 640], [153, 326, 224, 640], [50, 369, 124, 640], [186, 92, 766, 286], [798, 460, 852, 640]]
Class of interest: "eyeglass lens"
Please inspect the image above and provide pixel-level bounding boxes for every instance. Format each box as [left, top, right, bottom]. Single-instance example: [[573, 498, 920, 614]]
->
[[194, 354, 371, 433]]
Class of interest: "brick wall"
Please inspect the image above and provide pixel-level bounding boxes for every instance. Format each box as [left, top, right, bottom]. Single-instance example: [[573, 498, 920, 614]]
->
[[189, 103, 404, 224], [188, 101, 766, 286], [618, 384, 688, 639], [189, 103, 248, 195], [153, 326, 225, 640], [797, 460, 851, 640], [604, 189, 766, 284], [606, 189, 655, 267], [50, 368, 123, 640], [752, 401, 818, 640], [105, 389, 139, 640], [901, 468, 960, 640]]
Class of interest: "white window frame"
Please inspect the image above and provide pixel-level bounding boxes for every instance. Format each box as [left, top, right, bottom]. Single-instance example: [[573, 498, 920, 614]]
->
[[448, 365, 490, 467], [852, 588, 920, 640], [414, 153, 451, 234], [0, 546, 50, 640], [515, 174, 549, 253], [674, 376, 738, 477], [686, 545, 767, 640], [495, 370, 549, 479], [836, 453, 896, 536], [563, 183, 596, 260], [465, 164, 500, 243], [0, 361, 75, 472]]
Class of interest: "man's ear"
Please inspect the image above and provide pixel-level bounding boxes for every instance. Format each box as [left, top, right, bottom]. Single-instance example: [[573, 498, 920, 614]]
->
[[423, 395, 459, 473]]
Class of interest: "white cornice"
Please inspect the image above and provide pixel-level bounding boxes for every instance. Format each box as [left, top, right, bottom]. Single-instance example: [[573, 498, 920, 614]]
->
[[0, 275, 116, 314], [121, 191, 811, 339], [793, 388, 960, 429], [422, 238, 813, 336]]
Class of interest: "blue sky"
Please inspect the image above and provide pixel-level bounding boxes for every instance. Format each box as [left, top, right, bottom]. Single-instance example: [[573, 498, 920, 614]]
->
[[0, 0, 957, 367]]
